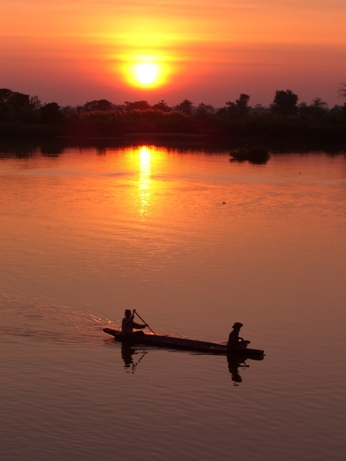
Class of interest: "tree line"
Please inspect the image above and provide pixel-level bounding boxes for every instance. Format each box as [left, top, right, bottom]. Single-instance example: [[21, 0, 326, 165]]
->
[[1, 87, 346, 145]]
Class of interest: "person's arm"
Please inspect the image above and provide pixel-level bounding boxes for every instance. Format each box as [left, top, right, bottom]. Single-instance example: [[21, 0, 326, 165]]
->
[[238, 337, 250, 345], [132, 322, 146, 330]]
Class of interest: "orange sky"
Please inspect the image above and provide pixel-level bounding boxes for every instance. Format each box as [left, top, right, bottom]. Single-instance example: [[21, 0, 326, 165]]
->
[[1, 0, 346, 107]]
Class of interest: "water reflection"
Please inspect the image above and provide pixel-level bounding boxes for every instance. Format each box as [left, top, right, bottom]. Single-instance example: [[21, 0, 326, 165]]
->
[[138, 146, 151, 220], [227, 355, 250, 386], [120, 342, 262, 385], [121, 344, 148, 373], [230, 147, 270, 164]]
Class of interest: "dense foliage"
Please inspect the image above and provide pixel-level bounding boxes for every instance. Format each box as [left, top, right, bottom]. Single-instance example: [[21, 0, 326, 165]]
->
[[1, 87, 346, 146]]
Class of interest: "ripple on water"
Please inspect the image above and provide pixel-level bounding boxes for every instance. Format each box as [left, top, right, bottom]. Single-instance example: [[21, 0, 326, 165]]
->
[[0, 294, 111, 345]]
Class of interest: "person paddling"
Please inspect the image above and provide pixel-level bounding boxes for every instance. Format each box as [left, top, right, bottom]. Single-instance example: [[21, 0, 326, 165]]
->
[[121, 309, 147, 336], [227, 322, 250, 352]]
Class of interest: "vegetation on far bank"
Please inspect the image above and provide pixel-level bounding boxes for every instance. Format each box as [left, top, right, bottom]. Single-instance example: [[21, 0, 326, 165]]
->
[[1, 87, 346, 148]]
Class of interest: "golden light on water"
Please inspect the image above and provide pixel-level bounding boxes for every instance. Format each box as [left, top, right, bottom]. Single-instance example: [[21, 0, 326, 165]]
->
[[139, 146, 151, 171], [138, 146, 152, 219]]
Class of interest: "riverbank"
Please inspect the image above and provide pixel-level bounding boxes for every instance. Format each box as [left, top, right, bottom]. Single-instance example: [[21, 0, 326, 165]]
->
[[1, 133, 345, 157]]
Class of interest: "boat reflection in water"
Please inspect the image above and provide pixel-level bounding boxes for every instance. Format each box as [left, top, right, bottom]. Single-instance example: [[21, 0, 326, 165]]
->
[[120, 343, 263, 385], [227, 346, 264, 385]]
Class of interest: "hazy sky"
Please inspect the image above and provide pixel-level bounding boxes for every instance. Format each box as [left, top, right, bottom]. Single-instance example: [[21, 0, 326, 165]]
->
[[1, 0, 346, 107]]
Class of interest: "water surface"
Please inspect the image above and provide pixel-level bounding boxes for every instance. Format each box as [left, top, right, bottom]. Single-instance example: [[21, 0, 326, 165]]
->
[[1, 145, 346, 461]]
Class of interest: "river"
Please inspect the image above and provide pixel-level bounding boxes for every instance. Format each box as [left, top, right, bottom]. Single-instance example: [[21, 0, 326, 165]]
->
[[1, 144, 346, 461]]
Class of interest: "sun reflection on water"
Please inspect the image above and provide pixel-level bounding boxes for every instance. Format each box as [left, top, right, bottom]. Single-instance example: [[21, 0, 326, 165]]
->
[[138, 146, 152, 220]]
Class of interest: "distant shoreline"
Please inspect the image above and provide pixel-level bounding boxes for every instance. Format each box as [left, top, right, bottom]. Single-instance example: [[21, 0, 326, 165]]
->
[[1, 132, 345, 156], [1, 89, 345, 152]]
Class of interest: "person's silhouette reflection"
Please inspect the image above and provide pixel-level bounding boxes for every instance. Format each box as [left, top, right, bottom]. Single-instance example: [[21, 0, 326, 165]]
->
[[121, 344, 135, 370], [227, 355, 249, 386], [121, 343, 147, 373]]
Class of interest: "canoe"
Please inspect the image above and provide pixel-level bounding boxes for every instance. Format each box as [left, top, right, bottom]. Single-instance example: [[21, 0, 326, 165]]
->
[[103, 328, 264, 359]]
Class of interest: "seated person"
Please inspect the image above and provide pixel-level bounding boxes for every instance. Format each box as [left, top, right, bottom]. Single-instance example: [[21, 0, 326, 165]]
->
[[121, 309, 147, 336], [227, 322, 250, 352]]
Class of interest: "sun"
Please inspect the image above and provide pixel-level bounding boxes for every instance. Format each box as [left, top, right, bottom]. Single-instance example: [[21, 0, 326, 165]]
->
[[121, 56, 169, 89], [134, 63, 159, 85]]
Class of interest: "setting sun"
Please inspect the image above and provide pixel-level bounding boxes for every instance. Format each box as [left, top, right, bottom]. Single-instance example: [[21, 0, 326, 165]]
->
[[134, 63, 159, 85], [121, 56, 170, 89]]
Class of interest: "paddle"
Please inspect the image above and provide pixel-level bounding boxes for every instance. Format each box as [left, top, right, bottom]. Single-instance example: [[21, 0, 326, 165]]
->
[[134, 310, 155, 335]]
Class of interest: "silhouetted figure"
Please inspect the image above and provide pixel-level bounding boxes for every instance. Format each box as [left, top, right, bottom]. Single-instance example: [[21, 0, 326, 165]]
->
[[121, 309, 146, 336], [227, 322, 250, 352]]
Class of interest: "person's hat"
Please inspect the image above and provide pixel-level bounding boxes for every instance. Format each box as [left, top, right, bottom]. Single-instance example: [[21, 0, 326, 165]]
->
[[232, 322, 243, 329]]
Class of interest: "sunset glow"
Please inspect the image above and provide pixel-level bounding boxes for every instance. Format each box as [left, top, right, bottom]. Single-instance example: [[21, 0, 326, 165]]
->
[[121, 57, 169, 89], [1, 0, 346, 106], [134, 63, 159, 86]]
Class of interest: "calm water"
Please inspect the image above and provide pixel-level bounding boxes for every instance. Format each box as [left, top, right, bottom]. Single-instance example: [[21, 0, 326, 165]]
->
[[1, 145, 346, 461]]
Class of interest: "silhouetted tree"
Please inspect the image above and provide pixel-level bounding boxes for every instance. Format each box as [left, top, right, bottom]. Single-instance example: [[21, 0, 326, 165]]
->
[[82, 99, 114, 111], [0, 88, 14, 107], [195, 103, 215, 116], [152, 100, 171, 112], [236, 93, 250, 116], [175, 99, 193, 115], [40, 102, 64, 125], [312, 97, 327, 108], [299, 98, 328, 118], [250, 104, 268, 114], [338, 83, 346, 99], [272, 89, 298, 116], [0, 88, 40, 122], [329, 105, 343, 114], [124, 100, 151, 111], [0, 88, 13, 121], [225, 94, 250, 117]]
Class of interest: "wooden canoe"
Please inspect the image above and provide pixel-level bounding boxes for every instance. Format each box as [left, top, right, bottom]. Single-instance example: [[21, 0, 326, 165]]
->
[[103, 328, 264, 359]]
